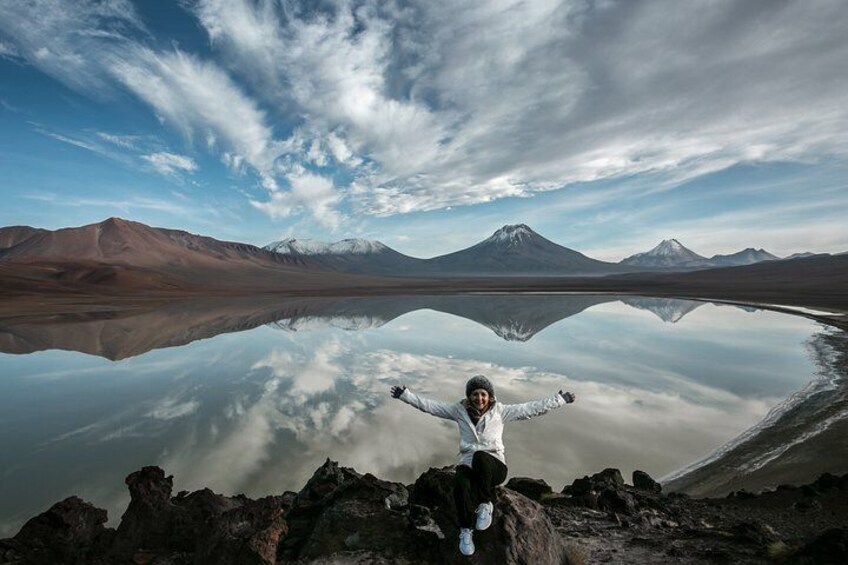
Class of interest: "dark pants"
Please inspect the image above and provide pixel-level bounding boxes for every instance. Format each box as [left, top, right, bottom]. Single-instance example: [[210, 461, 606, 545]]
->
[[454, 451, 508, 529]]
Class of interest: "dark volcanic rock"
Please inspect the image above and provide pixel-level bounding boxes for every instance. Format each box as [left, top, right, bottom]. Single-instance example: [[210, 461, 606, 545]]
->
[[3, 496, 114, 564], [111, 466, 288, 564], [633, 470, 662, 494], [505, 477, 553, 501], [411, 466, 567, 564], [114, 466, 180, 553], [4, 462, 848, 564], [195, 495, 288, 565], [279, 459, 416, 562], [563, 467, 625, 496], [598, 488, 637, 516]]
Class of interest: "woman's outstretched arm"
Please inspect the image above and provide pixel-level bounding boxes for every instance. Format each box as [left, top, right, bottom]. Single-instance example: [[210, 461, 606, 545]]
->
[[390, 386, 458, 420], [501, 390, 576, 422]]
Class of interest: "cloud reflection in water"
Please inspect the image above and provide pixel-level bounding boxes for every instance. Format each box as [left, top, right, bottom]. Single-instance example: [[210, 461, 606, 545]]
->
[[0, 298, 823, 536]]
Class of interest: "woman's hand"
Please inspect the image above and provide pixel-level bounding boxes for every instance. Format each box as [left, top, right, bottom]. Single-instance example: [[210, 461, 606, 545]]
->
[[390, 385, 407, 399], [559, 390, 576, 404]]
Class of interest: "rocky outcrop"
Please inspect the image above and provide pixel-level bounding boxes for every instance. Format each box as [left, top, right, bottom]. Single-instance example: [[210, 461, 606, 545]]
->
[[505, 477, 553, 501], [0, 496, 113, 564], [2, 464, 847, 564], [410, 466, 567, 564]]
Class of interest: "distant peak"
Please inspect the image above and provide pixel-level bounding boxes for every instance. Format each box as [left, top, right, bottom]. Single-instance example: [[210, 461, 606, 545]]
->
[[265, 237, 387, 255], [486, 224, 539, 245], [496, 224, 533, 234]]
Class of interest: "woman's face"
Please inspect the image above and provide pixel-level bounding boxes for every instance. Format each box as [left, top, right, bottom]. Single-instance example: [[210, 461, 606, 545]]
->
[[469, 389, 490, 411]]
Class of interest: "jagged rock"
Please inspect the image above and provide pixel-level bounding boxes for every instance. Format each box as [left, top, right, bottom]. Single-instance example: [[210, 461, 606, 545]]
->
[[114, 466, 180, 554], [563, 475, 593, 496], [633, 470, 662, 494], [113, 466, 288, 564], [4, 462, 848, 565], [195, 495, 288, 565], [410, 466, 567, 564], [598, 488, 637, 515], [4, 496, 114, 565], [505, 477, 552, 501], [563, 468, 624, 496], [279, 460, 418, 562], [593, 468, 625, 488]]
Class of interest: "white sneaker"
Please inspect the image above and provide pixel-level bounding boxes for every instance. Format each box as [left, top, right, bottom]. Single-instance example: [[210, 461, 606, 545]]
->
[[475, 501, 494, 530], [459, 527, 475, 556]]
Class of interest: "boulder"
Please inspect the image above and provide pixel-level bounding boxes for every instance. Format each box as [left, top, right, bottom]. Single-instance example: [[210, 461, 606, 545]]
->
[[505, 477, 553, 501], [632, 470, 662, 494], [563, 468, 624, 496], [598, 488, 637, 516], [278, 459, 418, 562], [592, 468, 625, 489], [410, 466, 568, 564], [5, 496, 114, 564]]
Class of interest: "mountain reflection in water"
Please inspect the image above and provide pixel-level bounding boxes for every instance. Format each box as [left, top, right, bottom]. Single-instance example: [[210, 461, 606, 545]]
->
[[0, 295, 844, 538], [0, 294, 705, 359]]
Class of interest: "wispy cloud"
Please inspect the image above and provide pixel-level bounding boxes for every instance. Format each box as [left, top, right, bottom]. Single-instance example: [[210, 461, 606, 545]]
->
[[0, 0, 144, 93], [3, 0, 848, 229], [33, 124, 135, 166], [142, 151, 198, 177], [193, 0, 848, 220], [96, 131, 141, 149], [111, 48, 280, 182]]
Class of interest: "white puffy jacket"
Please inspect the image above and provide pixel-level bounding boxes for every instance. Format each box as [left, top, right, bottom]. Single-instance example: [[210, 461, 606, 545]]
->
[[399, 389, 568, 467]]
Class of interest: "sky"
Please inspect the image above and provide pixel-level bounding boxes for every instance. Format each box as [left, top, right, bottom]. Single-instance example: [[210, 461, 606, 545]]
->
[[1, 0, 847, 261]]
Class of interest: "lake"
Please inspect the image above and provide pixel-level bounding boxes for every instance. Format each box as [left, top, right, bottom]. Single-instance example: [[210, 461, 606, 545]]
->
[[0, 294, 843, 537]]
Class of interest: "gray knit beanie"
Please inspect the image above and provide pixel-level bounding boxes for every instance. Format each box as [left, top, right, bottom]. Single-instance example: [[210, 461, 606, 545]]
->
[[465, 375, 494, 398]]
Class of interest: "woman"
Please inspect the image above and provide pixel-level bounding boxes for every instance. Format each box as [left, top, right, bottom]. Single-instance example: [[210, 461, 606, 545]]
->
[[390, 375, 576, 556]]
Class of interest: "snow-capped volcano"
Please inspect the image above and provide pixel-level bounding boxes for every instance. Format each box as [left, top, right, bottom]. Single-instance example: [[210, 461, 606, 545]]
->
[[424, 224, 630, 275], [264, 238, 389, 256], [620, 239, 711, 268], [264, 237, 423, 275], [485, 224, 536, 246]]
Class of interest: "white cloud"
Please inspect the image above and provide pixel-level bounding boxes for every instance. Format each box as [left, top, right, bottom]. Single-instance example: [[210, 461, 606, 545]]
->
[[142, 151, 198, 177], [111, 48, 279, 176], [96, 131, 140, 149], [4, 0, 848, 226], [250, 169, 344, 229], [146, 396, 201, 420], [192, 0, 848, 218], [0, 0, 143, 93]]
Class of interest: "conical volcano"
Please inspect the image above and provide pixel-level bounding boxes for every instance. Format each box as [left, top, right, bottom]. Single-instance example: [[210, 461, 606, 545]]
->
[[423, 224, 627, 276]]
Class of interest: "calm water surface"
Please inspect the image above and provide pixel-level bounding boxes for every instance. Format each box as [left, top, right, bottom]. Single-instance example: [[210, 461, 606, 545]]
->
[[0, 295, 830, 536]]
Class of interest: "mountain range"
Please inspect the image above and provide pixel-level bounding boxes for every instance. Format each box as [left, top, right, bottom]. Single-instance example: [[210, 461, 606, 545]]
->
[[263, 225, 800, 276], [621, 239, 781, 269], [0, 217, 387, 293], [1, 218, 844, 313]]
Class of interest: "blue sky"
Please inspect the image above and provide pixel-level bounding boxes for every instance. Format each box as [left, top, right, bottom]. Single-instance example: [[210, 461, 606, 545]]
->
[[1, 0, 846, 260]]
